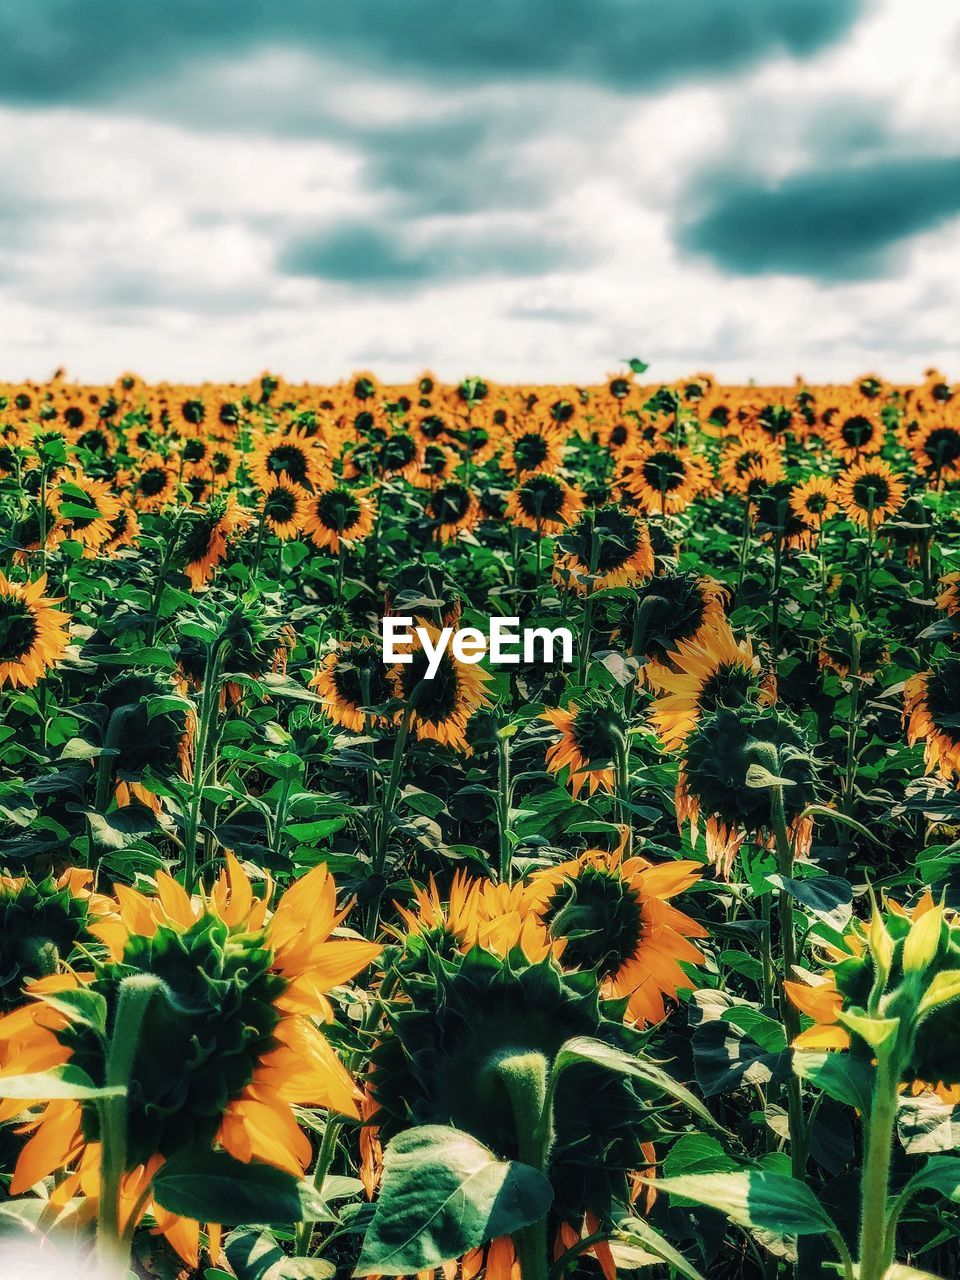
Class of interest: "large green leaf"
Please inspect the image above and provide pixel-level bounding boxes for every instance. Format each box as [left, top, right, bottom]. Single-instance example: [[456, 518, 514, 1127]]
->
[[653, 1171, 839, 1238], [0, 1065, 124, 1101], [609, 1216, 706, 1280], [355, 1125, 552, 1276], [552, 1036, 721, 1131], [225, 1228, 336, 1280], [900, 1155, 960, 1204], [898, 1094, 960, 1155], [152, 1149, 316, 1225], [793, 1050, 874, 1115]]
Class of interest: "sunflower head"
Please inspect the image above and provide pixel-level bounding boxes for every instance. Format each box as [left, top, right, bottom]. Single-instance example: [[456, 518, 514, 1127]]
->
[[542, 698, 627, 798], [625, 570, 727, 662], [905, 655, 960, 782], [837, 458, 907, 526], [0, 872, 97, 1009], [0, 573, 70, 689], [390, 621, 493, 751], [554, 504, 654, 593]]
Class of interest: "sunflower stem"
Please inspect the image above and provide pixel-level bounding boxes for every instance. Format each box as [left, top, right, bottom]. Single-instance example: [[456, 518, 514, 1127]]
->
[[367, 699, 415, 931], [734, 496, 752, 608], [183, 636, 226, 891], [841, 632, 862, 822], [496, 725, 514, 883], [495, 1052, 552, 1280], [97, 974, 166, 1275], [574, 527, 601, 685], [857, 1049, 899, 1280], [295, 1116, 344, 1255]]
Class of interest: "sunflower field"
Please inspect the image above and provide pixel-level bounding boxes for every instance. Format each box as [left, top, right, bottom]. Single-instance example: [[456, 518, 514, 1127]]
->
[[1, 366, 960, 1280]]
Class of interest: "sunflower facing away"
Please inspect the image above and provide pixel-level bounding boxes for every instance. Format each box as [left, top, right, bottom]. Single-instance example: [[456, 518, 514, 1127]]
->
[[644, 621, 767, 751], [904, 654, 960, 784], [505, 473, 584, 535], [0, 573, 70, 688], [527, 846, 706, 1026], [541, 700, 627, 798], [302, 485, 376, 553], [423, 480, 480, 542], [311, 640, 394, 733], [179, 494, 250, 589], [836, 457, 907, 527], [389, 621, 493, 751], [0, 856, 380, 1269], [618, 443, 712, 515], [553, 504, 655, 594]]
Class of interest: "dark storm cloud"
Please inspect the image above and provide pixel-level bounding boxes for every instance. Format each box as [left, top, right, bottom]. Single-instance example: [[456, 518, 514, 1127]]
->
[[278, 220, 586, 288], [677, 155, 960, 279], [0, 0, 864, 109]]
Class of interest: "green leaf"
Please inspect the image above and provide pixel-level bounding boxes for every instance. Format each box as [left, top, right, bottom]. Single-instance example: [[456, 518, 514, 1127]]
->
[[766, 874, 853, 932], [900, 1155, 960, 1204], [838, 1010, 899, 1051], [626, 358, 649, 374], [653, 1171, 839, 1238], [552, 1036, 722, 1131], [898, 1093, 960, 1155], [883, 1266, 946, 1279], [355, 1125, 552, 1276], [793, 1050, 874, 1115], [86, 805, 160, 851], [0, 1065, 125, 1100], [225, 1228, 336, 1280], [36, 987, 107, 1035], [152, 1149, 311, 1225], [611, 1216, 706, 1280], [662, 1133, 738, 1179], [692, 1019, 789, 1098]]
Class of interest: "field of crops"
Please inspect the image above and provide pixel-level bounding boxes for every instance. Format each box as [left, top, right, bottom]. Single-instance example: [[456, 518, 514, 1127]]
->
[[1, 366, 960, 1280]]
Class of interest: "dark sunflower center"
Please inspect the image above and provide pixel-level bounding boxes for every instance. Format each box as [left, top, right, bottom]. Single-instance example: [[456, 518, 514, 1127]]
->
[[634, 574, 709, 660], [758, 406, 793, 435], [428, 483, 471, 524], [180, 516, 218, 563], [609, 378, 631, 399], [641, 450, 686, 492], [923, 427, 960, 467], [267, 443, 310, 483], [518, 475, 565, 519], [401, 650, 459, 722], [139, 466, 169, 497], [543, 866, 643, 979], [0, 596, 38, 662], [379, 434, 417, 473], [421, 445, 450, 475], [418, 415, 446, 440], [211, 450, 233, 475], [609, 424, 628, 446], [354, 377, 376, 401], [315, 489, 361, 531], [77, 428, 108, 452], [64, 406, 85, 429], [183, 438, 207, 463], [219, 402, 240, 426], [735, 450, 763, 476], [512, 433, 550, 470], [180, 399, 205, 425], [803, 491, 829, 514], [851, 473, 891, 509], [840, 415, 874, 447], [264, 487, 297, 522]]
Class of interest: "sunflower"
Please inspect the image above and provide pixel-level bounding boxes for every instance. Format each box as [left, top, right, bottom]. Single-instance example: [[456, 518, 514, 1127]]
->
[[423, 481, 480, 542], [409, 441, 459, 487], [718, 434, 784, 497], [936, 572, 960, 617], [541, 700, 626, 799], [786, 892, 960, 1104], [790, 474, 839, 527], [179, 494, 250, 589], [836, 457, 907, 527], [910, 417, 960, 481], [526, 847, 706, 1026], [622, 571, 728, 663], [904, 655, 960, 783], [247, 427, 329, 491], [0, 856, 380, 1269], [392, 871, 552, 965], [553, 504, 654, 594], [258, 474, 310, 540], [54, 476, 122, 556], [311, 641, 394, 733], [302, 485, 376, 553], [504, 474, 583, 534], [500, 415, 566, 475], [127, 453, 178, 512], [676, 704, 819, 876], [365, 943, 662, 1270], [388, 621, 493, 752], [0, 870, 105, 1011], [644, 622, 766, 750], [817, 622, 889, 678], [617, 443, 712, 515], [376, 431, 422, 482], [0, 573, 70, 688], [823, 400, 885, 462]]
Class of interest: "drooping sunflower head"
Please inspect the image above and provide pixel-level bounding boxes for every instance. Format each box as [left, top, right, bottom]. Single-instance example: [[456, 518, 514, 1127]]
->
[[625, 570, 728, 662], [311, 640, 394, 733], [368, 945, 659, 1225], [177, 494, 250, 589], [911, 417, 960, 479], [505, 473, 583, 534], [644, 621, 764, 750], [389, 621, 493, 751], [904, 655, 960, 783], [752, 480, 819, 548], [817, 621, 889, 678], [0, 870, 100, 1010], [258, 474, 310, 540], [0, 572, 70, 689], [618, 443, 711, 515], [386, 561, 463, 629], [528, 849, 707, 1026], [836, 457, 907, 527], [92, 671, 193, 788], [541, 698, 627, 798], [423, 480, 479, 542], [553, 503, 654, 594], [677, 704, 819, 875], [302, 484, 376, 553]]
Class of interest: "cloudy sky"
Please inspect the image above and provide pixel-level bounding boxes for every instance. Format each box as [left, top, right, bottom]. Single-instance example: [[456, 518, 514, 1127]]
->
[[1, 0, 958, 387]]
